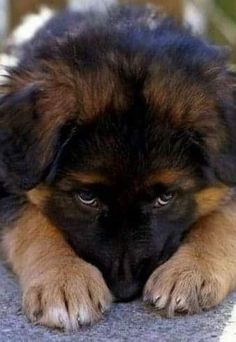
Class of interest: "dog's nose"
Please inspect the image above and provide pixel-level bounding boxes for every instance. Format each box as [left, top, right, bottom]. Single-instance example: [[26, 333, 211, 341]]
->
[[108, 253, 147, 301], [110, 280, 142, 302]]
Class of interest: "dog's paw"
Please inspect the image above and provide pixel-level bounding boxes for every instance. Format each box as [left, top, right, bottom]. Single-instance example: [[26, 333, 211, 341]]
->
[[22, 258, 112, 330], [143, 251, 228, 316]]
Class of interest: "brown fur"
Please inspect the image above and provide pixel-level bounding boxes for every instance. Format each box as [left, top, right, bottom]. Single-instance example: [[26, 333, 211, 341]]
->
[[9, 60, 128, 122], [144, 68, 228, 153]]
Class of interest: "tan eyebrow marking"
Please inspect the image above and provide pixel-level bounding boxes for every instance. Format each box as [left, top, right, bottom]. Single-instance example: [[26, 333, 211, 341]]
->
[[146, 169, 195, 189], [67, 171, 110, 185]]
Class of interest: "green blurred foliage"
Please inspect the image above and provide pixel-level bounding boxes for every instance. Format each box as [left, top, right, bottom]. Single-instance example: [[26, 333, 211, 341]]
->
[[209, 0, 236, 64], [216, 0, 236, 22]]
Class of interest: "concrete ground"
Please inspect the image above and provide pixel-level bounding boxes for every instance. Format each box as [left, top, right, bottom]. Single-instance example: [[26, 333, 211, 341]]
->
[[1, 260, 236, 341]]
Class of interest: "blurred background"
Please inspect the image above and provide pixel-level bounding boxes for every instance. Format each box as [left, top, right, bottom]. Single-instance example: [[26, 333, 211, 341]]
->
[[0, 0, 235, 63]]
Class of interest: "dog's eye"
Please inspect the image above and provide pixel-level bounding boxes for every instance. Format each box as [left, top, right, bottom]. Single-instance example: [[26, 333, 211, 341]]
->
[[76, 190, 98, 207], [155, 193, 174, 208]]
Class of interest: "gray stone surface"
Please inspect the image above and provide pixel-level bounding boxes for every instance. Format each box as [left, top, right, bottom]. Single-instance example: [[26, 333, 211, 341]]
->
[[1, 259, 236, 342]]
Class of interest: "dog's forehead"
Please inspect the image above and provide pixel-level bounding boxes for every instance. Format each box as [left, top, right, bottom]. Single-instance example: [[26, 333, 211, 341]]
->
[[77, 63, 212, 121], [65, 97, 195, 187]]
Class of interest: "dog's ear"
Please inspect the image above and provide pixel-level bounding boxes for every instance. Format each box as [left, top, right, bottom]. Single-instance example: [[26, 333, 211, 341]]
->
[[0, 54, 121, 192], [207, 70, 236, 185], [0, 84, 76, 191], [212, 154, 236, 185]]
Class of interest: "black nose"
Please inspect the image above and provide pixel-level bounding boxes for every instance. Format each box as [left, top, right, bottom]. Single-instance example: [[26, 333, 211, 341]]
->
[[110, 280, 142, 302]]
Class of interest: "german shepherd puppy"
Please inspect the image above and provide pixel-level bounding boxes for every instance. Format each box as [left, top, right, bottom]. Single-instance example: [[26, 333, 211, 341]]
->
[[1, 3, 236, 330]]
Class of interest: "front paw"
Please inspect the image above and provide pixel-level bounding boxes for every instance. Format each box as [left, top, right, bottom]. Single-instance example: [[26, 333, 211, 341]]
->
[[22, 258, 112, 330], [143, 251, 228, 316]]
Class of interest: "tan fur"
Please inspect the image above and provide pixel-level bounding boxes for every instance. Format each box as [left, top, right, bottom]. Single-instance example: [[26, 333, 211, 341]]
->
[[27, 186, 50, 207], [195, 185, 230, 216], [144, 200, 236, 315], [1, 204, 112, 330]]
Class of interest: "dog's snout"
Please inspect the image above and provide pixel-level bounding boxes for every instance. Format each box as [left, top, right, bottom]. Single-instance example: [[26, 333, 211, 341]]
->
[[107, 254, 146, 301]]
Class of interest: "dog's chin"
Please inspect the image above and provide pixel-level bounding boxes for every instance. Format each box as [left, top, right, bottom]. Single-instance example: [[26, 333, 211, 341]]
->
[[112, 282, 143, 302]]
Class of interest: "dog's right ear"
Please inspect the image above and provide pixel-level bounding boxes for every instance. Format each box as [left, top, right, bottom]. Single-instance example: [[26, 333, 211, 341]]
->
[[0, 84, 76, 191], [208, 70, 236, 186]]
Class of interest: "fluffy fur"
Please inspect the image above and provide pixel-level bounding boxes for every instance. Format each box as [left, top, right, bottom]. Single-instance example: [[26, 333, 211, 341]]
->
[[1, 4, 236, 330]]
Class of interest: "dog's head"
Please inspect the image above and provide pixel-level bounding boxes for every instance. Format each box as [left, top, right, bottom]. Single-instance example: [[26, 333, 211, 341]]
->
[[1, 6, 236, 300]]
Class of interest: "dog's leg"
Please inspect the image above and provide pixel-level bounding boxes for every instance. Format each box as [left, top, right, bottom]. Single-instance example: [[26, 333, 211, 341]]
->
[[1, 204, 112, 330], [144, 201, 236, 315]]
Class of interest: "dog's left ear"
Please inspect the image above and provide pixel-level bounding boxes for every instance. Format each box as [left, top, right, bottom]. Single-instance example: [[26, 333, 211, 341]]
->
[[213, 154, 236, 185], [209, 70, 236, 185], [0, 83, 77, 191]]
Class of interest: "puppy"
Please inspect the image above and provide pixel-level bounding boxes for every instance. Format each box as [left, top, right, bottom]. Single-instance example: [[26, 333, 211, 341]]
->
[[1, 3, 236, 330]]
